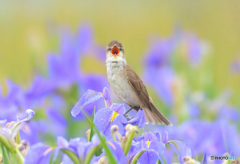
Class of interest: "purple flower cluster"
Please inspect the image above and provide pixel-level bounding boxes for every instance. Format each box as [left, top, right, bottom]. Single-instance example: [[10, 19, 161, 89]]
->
[[0, 25, 239, 164], [0, 24, 108, 144], [143, 28, 240, 162]]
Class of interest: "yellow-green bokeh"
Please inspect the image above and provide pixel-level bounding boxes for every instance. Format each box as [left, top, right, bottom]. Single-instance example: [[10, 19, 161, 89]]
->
[[0, 1, 240, 103]]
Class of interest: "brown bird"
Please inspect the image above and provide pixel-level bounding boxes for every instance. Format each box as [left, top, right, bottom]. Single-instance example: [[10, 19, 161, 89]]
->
[[106, 40, 172, 125]]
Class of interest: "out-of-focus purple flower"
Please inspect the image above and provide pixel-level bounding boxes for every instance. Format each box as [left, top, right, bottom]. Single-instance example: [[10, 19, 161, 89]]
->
[[92, 141, 127, 164], [154, 131, 169, 144], [103, 87, 112, 107], [71, 89, 106, 119], [145, 37, 176, 69], [75, 24, 93, 54], [46, 108, 67, 136], [18, 109, 35, 122], [230, 61, 240, 73], [166, 120, 240, 156], [0, 109, 36, 151], [187, 103, 200, 118], [127, 110, 145, 128], [182, 33, 208, 66], [24, 143, 53, 164], [168, 140, 192, 163], [0, 81, 24, 121], [57, 135, 100, 163], [24, 76, 55, 107], [75, 24, 106, 62], [20, 121, 47, 145], [230, 54, 240, 74], [48, 51, 80, 86], [78, 74, 109, 93], [130, 132, 165, 164], [94, 103, 128, 139], [217, 106, 240, 122], [144, 66, 176, 106]]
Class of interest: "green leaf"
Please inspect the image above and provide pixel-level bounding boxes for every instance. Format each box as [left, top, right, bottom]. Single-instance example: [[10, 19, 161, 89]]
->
[[61, 148, 80, 164], [15, 148, 24, 164], [124, 126, 136, 155], [1, 144, 10, 164], [49, 148, 55, 164], [159, 154, 167, 164], [130, 150, 146, 164], [94, 145, 103, 156], [167, 140, 179, 151], [84, 145, 99, 164], [16, 131, 21, 144], [0, 134, 12, 151], [83, 112, 117, 164], [89, 107, 95, 141]]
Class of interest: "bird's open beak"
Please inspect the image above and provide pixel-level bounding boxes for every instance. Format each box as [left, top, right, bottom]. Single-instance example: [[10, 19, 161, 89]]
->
[[111, 46, 120, 57]]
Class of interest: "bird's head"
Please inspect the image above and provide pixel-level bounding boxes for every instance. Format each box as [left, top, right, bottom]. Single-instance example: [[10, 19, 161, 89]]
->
[[106, 40, 126, 62]]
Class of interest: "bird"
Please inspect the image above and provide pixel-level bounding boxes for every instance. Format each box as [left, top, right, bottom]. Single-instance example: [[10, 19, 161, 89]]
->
[[106, 40, 172, 125]]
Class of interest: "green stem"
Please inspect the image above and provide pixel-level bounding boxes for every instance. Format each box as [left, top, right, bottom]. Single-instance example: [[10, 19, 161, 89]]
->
[[130, 150, 146, 164], [16, 132, 21, 144], [15, 148, 24, 164], [84, 146, 99, 164], [124, 127, 136, 155], [0, 134, 13, 151], [83, 112, 117, 164], [61, 148, 80, 164]]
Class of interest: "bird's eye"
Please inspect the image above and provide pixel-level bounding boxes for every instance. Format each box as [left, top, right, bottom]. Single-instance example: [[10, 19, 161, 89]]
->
[[107, 48, 112, 51], [119, 48, 123, 51]]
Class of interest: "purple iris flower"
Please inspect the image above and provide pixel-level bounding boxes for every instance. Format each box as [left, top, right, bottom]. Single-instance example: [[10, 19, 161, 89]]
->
[[217, 106, 240, 122], [75, 24, 93, 54], [183, 33, 207, 66], [47, 51, 80, 87], [24, 76, 55, 108], [47, 24, 108, 93], [144, 37, 176, 69], [0, 109, 35, 150], [71, 87, 111, 119], [94, 103, 128, 139], [130, 132, 166, 164], [230, 60, 240, 74], [0, 80, 24, 121], [144, 66, 176, 106], [166, 120, 240, 156], [20, 121, 48, 145], [102, 87, 112, 107], [78, 74, 109, 93], [91, 141, 127, 164], [127, 110, 145, 128], [57, 135, 100, 162], [168, 140, 192, 164], [230, 54, 240, 74], [24, 143, 53, 164], [46, 108, 67, 136]]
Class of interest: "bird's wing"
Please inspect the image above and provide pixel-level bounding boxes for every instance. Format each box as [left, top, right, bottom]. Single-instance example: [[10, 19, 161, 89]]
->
[[124, 65, 172, 126], [124, 65, 151, 109]]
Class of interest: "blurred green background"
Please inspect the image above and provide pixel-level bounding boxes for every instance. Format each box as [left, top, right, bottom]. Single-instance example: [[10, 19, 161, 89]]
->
[[0, 0, 240, 104]]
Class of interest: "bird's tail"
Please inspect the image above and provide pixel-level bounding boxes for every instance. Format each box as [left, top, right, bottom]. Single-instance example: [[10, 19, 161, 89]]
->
[[144, 102, 173, 126]]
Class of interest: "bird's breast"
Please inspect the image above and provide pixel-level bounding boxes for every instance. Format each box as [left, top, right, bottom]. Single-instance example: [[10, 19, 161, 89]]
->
[[106, 62, 140, 107]]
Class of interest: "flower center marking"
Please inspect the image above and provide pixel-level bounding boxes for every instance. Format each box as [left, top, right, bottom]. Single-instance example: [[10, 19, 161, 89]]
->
[[146, 140, 151, 148], [110, 111, 119, 122]]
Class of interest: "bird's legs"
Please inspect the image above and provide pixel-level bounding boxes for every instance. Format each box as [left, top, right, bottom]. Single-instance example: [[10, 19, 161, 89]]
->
[[124, 107, 133, 116], [124, 106, 140, 116]]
